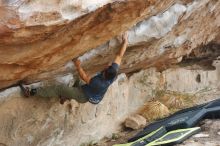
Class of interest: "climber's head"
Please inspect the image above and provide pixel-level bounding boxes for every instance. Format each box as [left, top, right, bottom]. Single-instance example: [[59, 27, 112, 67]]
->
[[103, 63, 119, 80]]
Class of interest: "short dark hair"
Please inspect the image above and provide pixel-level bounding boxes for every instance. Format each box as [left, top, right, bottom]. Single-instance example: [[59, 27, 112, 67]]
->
[[105, 66, 117, 80]]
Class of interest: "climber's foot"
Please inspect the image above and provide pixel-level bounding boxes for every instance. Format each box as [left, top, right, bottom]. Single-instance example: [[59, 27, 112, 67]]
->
[[19, 84, 30, 97], [59, 96, 71, 105]]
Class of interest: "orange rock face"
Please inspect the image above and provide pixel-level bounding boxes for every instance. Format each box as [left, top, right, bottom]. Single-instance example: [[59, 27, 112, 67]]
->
[[0, 0, 219, 89]]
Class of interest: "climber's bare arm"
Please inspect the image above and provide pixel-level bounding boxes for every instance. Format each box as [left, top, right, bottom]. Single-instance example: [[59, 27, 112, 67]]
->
[[114, 33, 128, 65], [73, 59, 91, 84]]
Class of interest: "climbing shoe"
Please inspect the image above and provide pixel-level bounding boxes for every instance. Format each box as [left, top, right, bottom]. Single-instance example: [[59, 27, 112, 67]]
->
[[19, 84, 30, 97]]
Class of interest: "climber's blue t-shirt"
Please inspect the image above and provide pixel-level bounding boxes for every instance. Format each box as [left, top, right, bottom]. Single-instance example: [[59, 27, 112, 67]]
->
[[81, 63, 119, 104]]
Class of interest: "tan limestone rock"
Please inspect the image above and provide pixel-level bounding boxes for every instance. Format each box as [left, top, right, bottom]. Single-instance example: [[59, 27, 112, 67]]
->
[[124, 114, 147, 130], [0, 0, 219, 90]]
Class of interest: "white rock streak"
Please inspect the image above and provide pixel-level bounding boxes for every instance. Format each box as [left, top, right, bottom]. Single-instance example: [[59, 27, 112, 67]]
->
[[18, 0, 113, 25], [79, 3, 188, 61], [79, 43, 109, 62], [0, 87, 20, 102], [128, 3, 187, 44]]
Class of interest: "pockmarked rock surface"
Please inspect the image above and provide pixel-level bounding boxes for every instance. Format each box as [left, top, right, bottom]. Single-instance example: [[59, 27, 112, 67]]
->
[[0, 67, 219, 146], [0, 0, 219, 89]]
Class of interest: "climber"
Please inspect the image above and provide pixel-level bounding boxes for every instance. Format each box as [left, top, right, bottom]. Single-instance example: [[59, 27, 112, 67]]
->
[[19, 33, 128, 104]]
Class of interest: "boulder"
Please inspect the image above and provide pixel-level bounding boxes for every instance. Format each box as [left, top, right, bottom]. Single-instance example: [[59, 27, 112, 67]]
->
[[124, 114, 147, 130]]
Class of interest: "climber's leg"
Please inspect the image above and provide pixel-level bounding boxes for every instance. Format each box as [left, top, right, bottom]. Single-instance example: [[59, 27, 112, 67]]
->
[[36, 85, 88, 104], [56, 85, 88, 103], [35, 85, 60, 98]]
